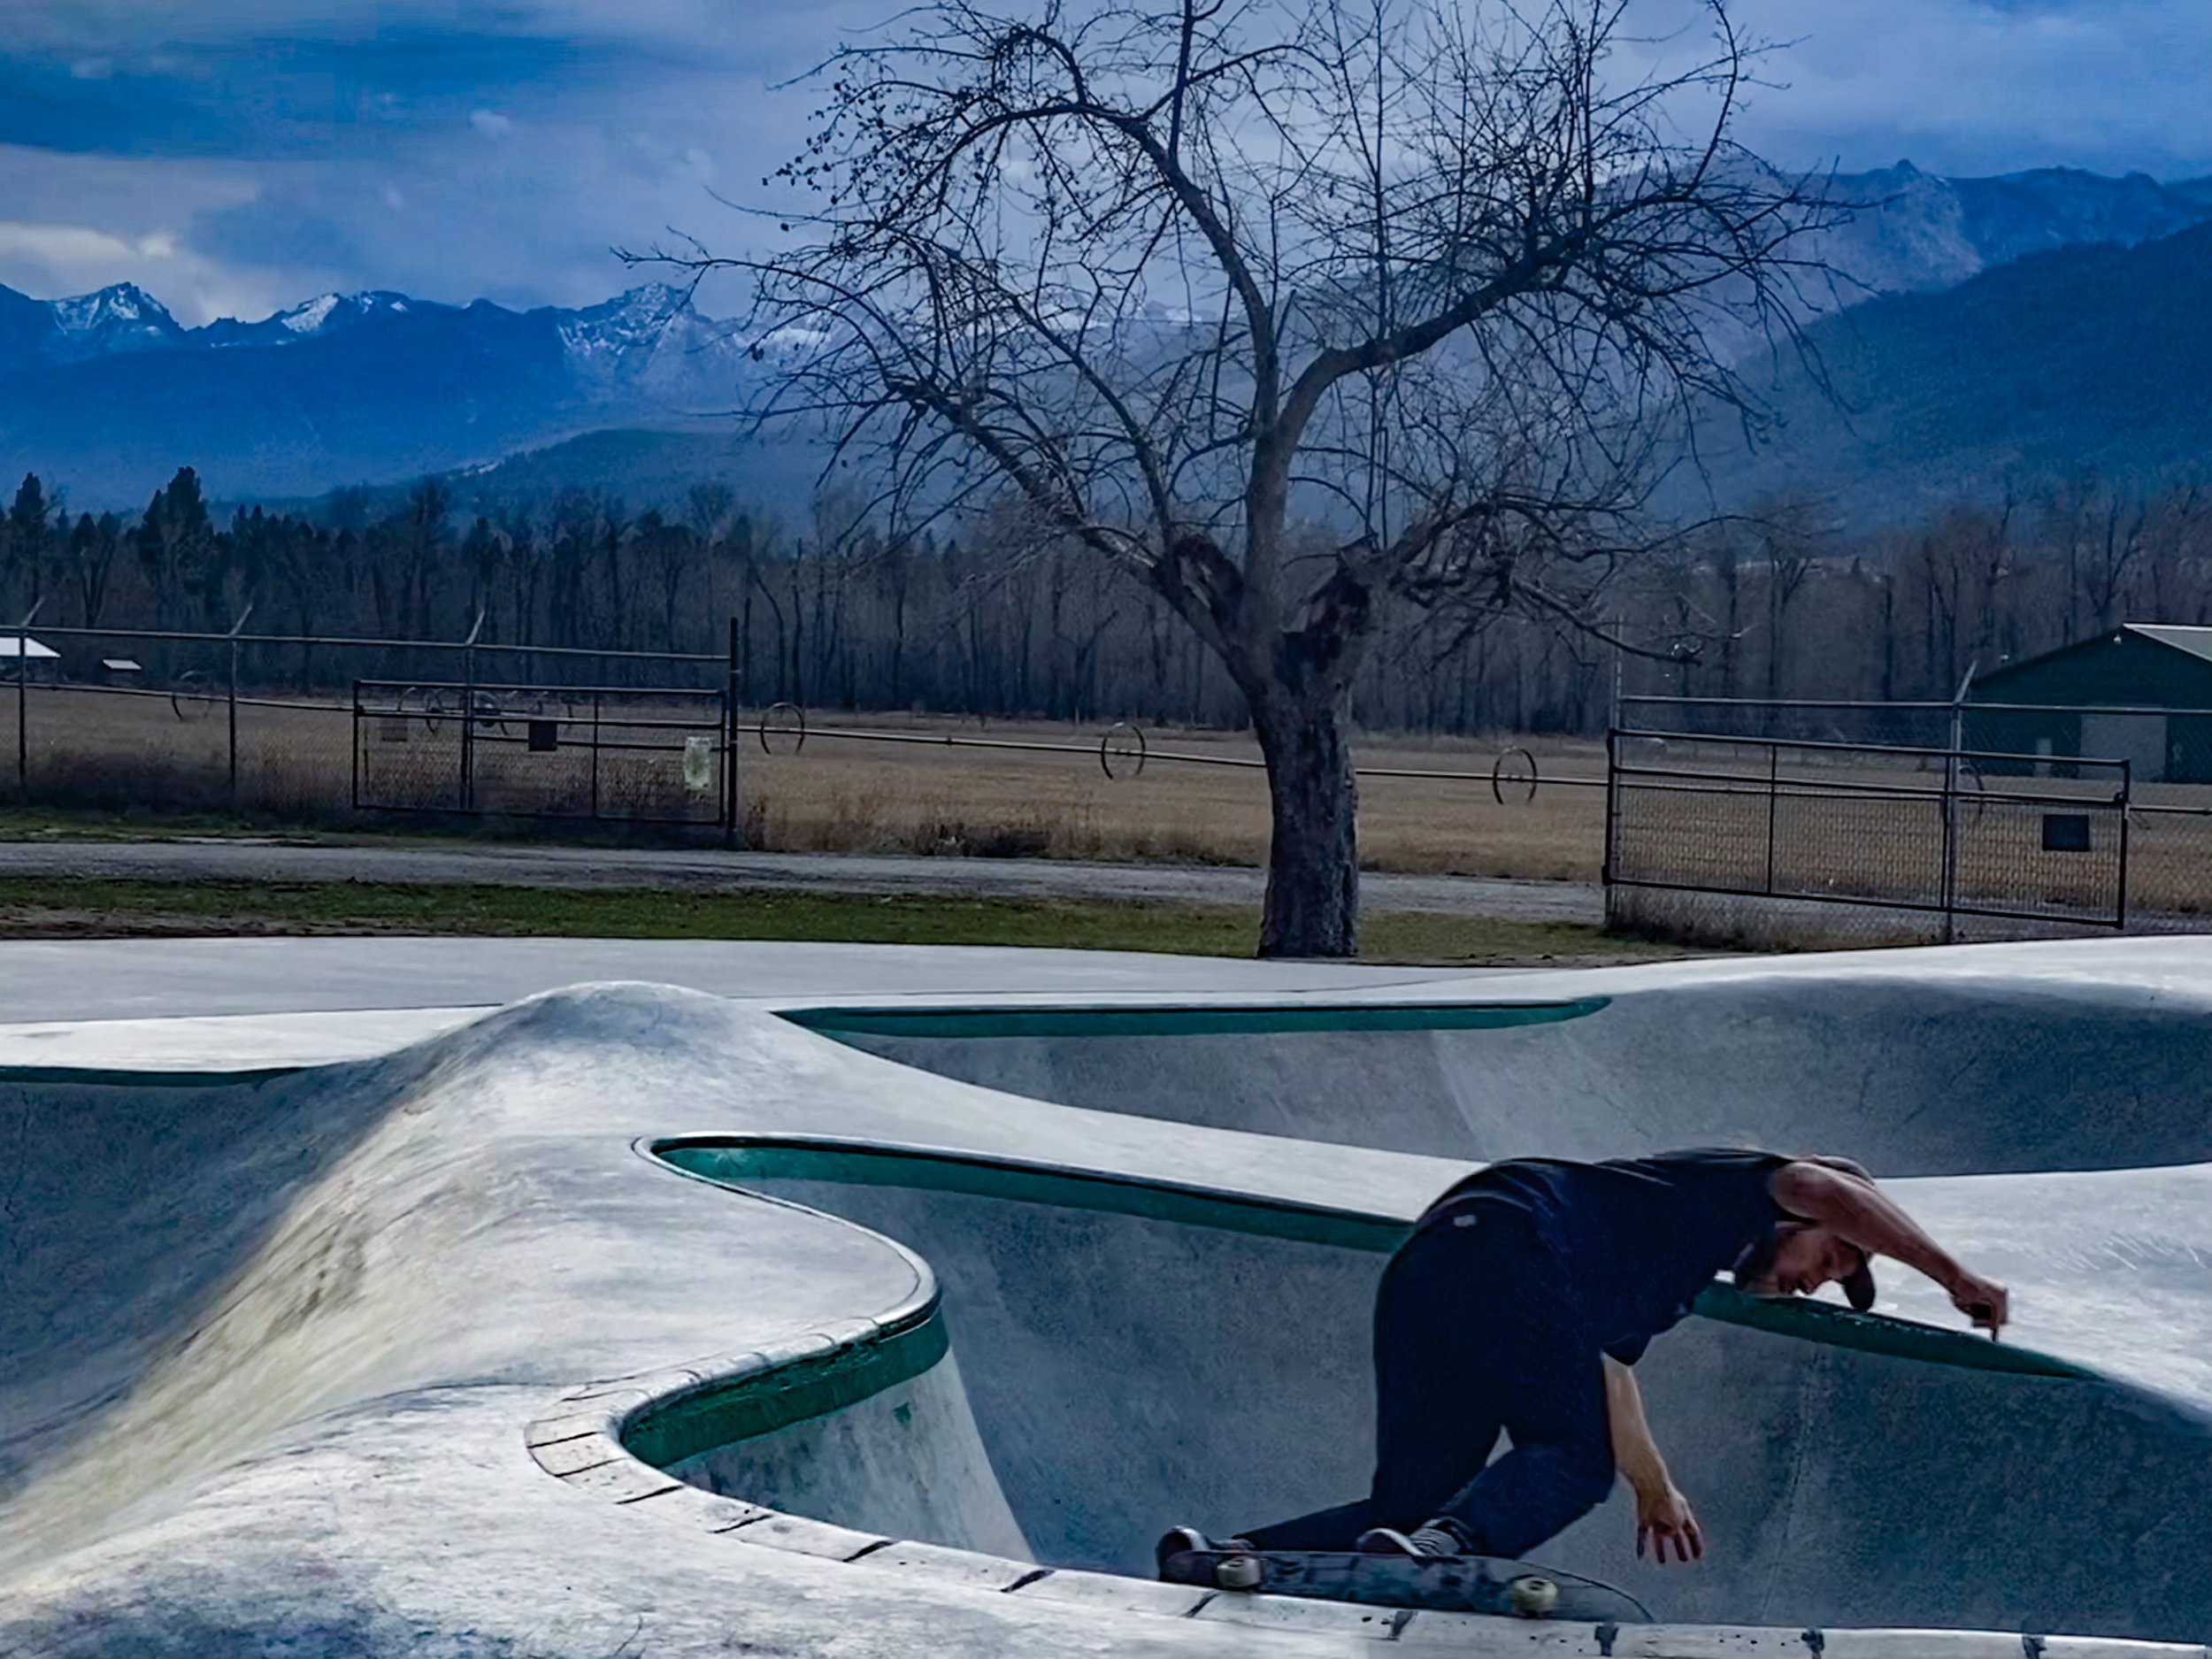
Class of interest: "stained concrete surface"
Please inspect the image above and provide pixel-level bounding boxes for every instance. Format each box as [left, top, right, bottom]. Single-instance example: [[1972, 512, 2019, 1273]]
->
[[1, 937, 2209, 1655], [834, 965, 2212, 1172], [0, 934, 1447, 1022]]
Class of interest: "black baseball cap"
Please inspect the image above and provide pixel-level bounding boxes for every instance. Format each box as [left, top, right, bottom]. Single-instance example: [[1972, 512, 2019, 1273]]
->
[[1838, 1245, 1878, 1313]]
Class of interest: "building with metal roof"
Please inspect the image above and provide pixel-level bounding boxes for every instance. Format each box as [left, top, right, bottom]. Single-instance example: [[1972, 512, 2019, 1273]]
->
[[1967, 623, 2212, 784], [0, 634, 60, 682]]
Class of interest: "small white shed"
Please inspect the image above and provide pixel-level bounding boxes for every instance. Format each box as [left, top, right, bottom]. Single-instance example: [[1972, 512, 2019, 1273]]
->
[[0, 634, 62, 681]]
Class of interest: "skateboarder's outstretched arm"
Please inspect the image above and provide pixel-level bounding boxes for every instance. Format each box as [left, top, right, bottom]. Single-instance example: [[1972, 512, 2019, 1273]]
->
[[1770, 1161, 2010, 1337], [1603, 1356, 1703, 1566]]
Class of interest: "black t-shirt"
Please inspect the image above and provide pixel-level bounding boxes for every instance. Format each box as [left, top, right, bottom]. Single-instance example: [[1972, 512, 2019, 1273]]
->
[[1418, 1148, 1793, 1363]]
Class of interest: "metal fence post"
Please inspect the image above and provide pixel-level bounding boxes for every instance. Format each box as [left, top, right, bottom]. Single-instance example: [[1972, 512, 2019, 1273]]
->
[[1761, 740, 1778, 895], [2116, 759, 2132, 932], [13, 599, 43, 793], [1941, 665, 1975, 944], [1601, 728, 1619, 896], [460, 611, 484, 811], [226, 603, 254, 809], [725, 616, 741, 849]]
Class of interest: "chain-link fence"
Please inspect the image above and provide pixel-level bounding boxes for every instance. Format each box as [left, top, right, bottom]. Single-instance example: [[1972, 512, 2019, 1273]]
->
[[1606, 696, 2212, 947], [354, 680, 730, 827], [1, 619, 739, 838]]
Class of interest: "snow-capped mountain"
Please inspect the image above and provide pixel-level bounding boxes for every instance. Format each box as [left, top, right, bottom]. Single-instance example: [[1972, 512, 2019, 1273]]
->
[[0, 280, 190, 364], [196, 291, 418, 349], [0, 281, 756, 503], [6, 160, 2212, 510], [0, 280, 737, 379]]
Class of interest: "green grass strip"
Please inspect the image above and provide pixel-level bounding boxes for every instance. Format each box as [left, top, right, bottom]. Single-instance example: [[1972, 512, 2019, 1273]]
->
[[0, 873, 1663, 965]]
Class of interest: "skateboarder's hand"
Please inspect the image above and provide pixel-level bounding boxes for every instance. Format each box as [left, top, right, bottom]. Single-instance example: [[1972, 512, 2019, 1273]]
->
[[1947, 1270, 2008, 1339], [1635, 1484, 1704, 1566]]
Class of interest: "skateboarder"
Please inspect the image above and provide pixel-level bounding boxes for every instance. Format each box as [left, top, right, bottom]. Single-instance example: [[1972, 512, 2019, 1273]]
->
[[1161, 1148, 2008, 1573]]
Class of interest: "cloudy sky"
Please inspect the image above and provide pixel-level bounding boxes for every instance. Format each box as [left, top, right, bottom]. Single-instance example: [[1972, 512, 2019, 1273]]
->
[[2, 0, 2206, 326]]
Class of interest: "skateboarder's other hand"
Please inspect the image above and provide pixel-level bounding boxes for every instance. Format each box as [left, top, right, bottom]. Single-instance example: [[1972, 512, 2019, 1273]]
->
[[1947, 1270, 2008, 1340], [1634, 1484, 1704, 1566]]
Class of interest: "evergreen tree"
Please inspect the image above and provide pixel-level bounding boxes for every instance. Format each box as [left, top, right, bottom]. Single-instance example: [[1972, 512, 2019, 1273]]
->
[[136, 466, 219, 626], [8, 472, 50, 613]]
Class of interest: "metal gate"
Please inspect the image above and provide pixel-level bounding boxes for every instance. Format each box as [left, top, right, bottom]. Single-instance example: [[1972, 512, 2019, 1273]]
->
[[354, 680, 733, 831], [1605, 730, 2131, 932]]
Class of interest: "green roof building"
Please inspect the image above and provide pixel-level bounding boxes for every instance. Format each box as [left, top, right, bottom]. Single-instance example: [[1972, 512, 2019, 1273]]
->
[[1966, 624, 2212, 784]]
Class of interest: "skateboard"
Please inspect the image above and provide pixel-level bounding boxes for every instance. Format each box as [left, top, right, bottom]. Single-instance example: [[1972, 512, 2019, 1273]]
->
[[1157, 1546, 1649, 1622]]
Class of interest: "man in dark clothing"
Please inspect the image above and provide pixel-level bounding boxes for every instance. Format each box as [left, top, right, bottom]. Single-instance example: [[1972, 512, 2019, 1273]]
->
[[1162, 1149, 2009, 1571]]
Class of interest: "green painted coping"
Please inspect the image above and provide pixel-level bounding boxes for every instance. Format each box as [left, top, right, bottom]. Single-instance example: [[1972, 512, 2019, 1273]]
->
[[1691, 1281, 2094, 1379], [652, 1137, 2093, 1385], [660, 1138, 1406, 1254], [621, 1304, 950, 1470], [779, 996, 1609, 1042]]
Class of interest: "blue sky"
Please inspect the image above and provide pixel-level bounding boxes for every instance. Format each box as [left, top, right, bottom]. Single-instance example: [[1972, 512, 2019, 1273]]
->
[[2, 0, 2207, 325]]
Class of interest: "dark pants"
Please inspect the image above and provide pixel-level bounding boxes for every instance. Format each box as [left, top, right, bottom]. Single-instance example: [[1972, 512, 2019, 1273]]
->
[[1242, 1208, 1615, 1558]]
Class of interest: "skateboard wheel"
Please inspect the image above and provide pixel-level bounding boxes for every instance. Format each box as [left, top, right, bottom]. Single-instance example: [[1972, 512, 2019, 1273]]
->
[[1215, 1555, 1263, 1591], [1506, 1575, 1560, 1617]]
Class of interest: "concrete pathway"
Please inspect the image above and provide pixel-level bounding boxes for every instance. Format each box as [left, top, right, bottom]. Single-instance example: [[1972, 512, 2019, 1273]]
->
[[0, 837, 1604, 922], [0, 935, 1455, 1025]]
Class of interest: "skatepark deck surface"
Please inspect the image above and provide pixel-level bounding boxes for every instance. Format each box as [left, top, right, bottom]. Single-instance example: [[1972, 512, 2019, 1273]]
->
[[2, 935, 2209, 1657]]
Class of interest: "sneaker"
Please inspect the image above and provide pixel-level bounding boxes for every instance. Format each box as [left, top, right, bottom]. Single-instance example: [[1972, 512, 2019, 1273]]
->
[[1356, 1525, 1460, 1559], [1154, 1527, 1256, 1578]]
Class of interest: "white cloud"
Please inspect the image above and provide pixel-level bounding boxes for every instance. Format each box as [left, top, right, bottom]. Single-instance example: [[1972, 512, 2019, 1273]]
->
[[0, 219, 290, 320], [12, 0, 2212, 334], [0, 146, 310, 321], [1716, 0, 2212, 176], [0, 222, 173, 264]]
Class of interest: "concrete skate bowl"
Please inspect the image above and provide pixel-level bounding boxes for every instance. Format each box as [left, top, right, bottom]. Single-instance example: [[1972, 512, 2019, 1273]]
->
[[787, 974, 2212, 1174], [641, 1136, 2212, 1645], [0, 1061, 406, 1518]]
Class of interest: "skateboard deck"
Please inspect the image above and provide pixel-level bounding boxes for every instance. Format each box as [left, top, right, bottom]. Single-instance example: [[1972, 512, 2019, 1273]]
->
[[1158, 1547, 1648, 1622]]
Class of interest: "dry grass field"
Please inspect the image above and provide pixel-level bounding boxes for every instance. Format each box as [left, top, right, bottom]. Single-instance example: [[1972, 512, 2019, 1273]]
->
[[743, 713, 1609, 880], [0, 686, 1613, 880], [0, 684, 357, 818], [11, 683, 2212, 922]]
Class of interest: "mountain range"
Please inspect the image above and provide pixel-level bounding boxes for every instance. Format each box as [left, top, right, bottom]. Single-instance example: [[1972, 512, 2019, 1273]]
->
[[0, 282, 748, 507], [6, 161, 2212, 520], [1696, 215, 2212, 521]]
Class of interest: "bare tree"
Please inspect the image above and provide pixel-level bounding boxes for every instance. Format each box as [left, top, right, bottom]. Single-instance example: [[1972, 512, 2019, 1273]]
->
[[638, 0, 1832, 954], [65, 511, 123, 629], [1757, 495, 1824, 700]]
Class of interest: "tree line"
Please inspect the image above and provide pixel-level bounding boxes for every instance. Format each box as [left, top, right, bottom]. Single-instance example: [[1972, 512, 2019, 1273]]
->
[[4, 464, 2208, 726]]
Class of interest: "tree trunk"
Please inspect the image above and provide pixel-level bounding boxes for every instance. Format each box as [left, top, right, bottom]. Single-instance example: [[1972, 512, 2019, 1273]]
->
[[1252, 694, 1359, 958]]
